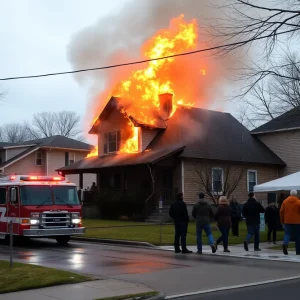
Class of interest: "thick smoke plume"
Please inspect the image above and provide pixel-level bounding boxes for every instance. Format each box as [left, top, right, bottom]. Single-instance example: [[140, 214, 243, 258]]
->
[[67, 0, 240, 138]]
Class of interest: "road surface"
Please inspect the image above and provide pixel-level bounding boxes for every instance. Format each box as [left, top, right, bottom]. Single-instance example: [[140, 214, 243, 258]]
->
[[174, 279, 300, 300], [0, 239, 299, 296]]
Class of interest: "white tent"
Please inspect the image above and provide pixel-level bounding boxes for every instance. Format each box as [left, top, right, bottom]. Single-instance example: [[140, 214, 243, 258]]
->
[[254, 171, 300, 192]]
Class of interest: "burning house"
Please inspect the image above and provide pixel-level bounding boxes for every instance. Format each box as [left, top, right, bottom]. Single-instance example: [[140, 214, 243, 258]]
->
[[58, 15, 286, 220]]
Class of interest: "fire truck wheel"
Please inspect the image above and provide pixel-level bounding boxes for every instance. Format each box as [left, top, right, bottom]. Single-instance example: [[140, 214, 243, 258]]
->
[[55, 235, 71, 246]]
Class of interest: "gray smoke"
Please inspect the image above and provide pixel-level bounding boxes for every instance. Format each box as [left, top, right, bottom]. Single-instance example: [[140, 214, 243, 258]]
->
[[67, 0, 240, 132]]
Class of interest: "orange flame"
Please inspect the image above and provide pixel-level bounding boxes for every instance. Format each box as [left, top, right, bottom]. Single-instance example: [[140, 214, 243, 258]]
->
[[87, 146, 98, 158], [88, 14, 202, 157]]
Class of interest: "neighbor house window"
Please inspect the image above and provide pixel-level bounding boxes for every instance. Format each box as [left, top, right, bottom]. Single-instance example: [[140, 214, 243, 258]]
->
[[212, 168, 223, 193], [36, 151, 42, 166], [248, 170, 257, 192], [65, 152, 75, 166], [0, 150, 5, 164], [104, 131, 121, 154]]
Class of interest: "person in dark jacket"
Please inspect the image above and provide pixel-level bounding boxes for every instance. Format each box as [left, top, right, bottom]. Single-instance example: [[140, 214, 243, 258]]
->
[[215, 196, 232, 252], [265, 201, 279, 244], [230, 196, 241, 237], [192, 192, 216, 254], [242, 192, 265, 251], [169, 192, 192, 254]]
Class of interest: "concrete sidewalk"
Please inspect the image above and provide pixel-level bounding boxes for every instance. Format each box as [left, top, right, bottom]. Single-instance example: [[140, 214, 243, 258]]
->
[[0, 279, 156, 300], [159, 242, 300, 263]]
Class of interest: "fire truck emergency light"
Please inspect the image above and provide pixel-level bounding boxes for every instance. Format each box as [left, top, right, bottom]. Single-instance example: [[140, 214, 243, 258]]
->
[[19, 176, 65, 182]]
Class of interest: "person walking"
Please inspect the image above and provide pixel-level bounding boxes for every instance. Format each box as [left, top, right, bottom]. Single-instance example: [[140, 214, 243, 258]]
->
[[215, 196, 232, 252], [242, 192, 265, 251], [192, 192, 216, 254], [265, 201, 279, 244], [230, 196, 241, 237], [169, 192, 192, 254], [280, 190, 300, 255]]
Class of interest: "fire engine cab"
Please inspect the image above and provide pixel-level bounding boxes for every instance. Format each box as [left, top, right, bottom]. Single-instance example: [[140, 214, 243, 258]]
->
[[0, 175, 85, 245]]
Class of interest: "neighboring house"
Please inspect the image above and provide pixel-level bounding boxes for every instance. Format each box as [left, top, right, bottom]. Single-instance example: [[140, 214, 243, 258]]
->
[[0, 135, 95, 189], [252, 106, 300, 177], [57, 95, 286, 220]]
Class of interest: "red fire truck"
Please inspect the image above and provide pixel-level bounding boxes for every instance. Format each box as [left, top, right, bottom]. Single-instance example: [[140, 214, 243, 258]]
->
[[0, 175, 85, 245]]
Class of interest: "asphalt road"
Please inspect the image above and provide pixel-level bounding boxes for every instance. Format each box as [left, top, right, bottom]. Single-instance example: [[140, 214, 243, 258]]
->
[[0, 239, 299, 296], [177, 279, 300, 300]]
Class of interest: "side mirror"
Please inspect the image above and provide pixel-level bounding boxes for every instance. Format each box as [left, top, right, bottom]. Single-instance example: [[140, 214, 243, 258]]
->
[[10, 188, 17, 203]]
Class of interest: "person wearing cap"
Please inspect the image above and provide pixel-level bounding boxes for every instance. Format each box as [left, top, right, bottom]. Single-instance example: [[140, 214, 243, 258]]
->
[[169, 192, 192, 254], [280, 190, 300, 255], [192, 192, 216, 254]]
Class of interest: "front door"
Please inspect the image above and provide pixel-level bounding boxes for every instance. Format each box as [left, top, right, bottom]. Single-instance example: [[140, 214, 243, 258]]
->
[[6, 186, 20, 235]]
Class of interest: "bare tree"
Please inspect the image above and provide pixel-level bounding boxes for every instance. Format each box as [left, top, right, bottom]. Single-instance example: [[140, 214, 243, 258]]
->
[[195, 164, 245, 204], [31, 111, 82, 139], [0, 123, 35, 143]]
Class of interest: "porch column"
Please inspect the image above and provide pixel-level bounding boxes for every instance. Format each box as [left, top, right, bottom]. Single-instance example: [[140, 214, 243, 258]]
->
[[79, 173, 83, 189], [96, 172, 101, 192]]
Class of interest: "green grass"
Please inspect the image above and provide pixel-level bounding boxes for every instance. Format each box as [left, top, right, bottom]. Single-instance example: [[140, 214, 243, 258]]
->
[[82, 219, 284, 246], [94, 291, 159, 300], [0, 260, 91, 294]]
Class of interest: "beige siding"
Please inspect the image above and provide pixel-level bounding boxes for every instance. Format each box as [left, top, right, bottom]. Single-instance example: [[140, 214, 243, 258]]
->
[[4, 150, 46, 175], [141, 128, 159, 151], [47, 150, 96, 189], [257, 130, 300, 176], [183, 159, 279, 205], [6, 147, 30, 161]]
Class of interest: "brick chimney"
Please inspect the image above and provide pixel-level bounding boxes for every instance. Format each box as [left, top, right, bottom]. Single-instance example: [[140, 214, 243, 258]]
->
[[159, 93, 173, 120]]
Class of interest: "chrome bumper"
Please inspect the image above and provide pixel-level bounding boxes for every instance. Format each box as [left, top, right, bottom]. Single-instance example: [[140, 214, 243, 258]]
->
[[23, 227, 85, 237]]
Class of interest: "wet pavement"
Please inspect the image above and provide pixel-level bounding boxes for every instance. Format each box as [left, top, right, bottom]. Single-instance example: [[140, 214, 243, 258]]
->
[[1, 239, 300, 296]]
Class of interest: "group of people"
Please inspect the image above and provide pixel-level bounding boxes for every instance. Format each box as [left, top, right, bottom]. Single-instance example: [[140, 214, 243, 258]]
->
[[169, 190, 300, 255]]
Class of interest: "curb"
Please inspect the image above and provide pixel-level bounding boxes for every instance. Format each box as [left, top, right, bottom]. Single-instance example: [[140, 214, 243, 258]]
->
[[71, 236, 156, 248]]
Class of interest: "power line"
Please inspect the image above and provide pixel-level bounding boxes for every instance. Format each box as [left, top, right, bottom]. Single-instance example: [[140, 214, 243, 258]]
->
[[0, 28, 299, 81]]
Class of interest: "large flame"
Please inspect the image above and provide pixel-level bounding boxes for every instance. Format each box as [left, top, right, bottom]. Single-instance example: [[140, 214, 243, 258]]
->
[[87, 14, 202, 158]]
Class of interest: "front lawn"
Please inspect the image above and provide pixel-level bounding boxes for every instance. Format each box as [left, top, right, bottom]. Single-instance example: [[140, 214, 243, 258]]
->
[[0, 260, 91, 294], [82, 219, 284, 246], [270, 243, 295, 251]]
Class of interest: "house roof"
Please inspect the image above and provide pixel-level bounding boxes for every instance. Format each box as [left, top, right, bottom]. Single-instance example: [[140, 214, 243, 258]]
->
[[17, 135, 93, 151], [0, 136, 93, 169], [58, 106, 285, 174], [58, 146, 184, 173], [146, 107, 285, 166], [89, 97, 167, 134], [252, 106, 300, 134], [0, 142, 15, 148]]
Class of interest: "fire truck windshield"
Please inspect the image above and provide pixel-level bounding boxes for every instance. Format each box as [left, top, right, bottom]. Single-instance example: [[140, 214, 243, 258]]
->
[[20, 185, 80, 206]]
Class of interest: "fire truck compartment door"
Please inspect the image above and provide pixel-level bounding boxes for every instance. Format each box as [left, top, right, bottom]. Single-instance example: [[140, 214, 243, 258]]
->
[[7, 187, 20, 235]]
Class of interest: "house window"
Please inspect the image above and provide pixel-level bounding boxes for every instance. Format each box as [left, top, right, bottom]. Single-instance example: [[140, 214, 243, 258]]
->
[[65, 152, 75, 166], [36, 151, 42, 166], [0, 150, 5, 164], [212, 168, 223, 193], [104, 131, 121, 154], [0, 187, 6, 205], [248, 170, 257, 192]]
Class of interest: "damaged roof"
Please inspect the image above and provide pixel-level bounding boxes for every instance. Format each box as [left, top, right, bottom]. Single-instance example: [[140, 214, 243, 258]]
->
[[58, 106, 285, 173], [252, 106, 300, 134]]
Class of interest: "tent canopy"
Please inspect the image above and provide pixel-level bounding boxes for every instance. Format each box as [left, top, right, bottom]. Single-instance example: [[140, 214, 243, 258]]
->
[[254, 171, 300, 192]]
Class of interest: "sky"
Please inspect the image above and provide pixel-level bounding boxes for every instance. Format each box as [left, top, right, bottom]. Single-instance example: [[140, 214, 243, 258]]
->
[[0, 0, 238, 143]]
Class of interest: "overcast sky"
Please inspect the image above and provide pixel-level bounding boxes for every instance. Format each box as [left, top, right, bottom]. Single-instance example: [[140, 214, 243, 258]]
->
[[0, 0, 237, 143]]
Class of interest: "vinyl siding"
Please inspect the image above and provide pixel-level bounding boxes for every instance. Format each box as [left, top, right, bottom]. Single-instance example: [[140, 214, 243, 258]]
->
[[6, 147, 30, 161], [141, 128, 159, 151], [257, 130, 300, 176]]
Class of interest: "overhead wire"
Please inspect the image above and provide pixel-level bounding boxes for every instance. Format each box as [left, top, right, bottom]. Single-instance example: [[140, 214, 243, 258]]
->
[[0, 28, 300, 81]]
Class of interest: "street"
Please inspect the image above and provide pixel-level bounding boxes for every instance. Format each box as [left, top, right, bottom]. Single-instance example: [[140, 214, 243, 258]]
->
[[175, 279, 300, 300], [0, 239, 300, 296]]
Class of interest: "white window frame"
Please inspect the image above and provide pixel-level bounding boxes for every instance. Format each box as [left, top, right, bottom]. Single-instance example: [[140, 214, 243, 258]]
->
[[247, 170, 257, 192], [104, 130, 121, 154], [69, 152, 75, 165], [212, 167, 224, 195], [35, 150, 42, 166]]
